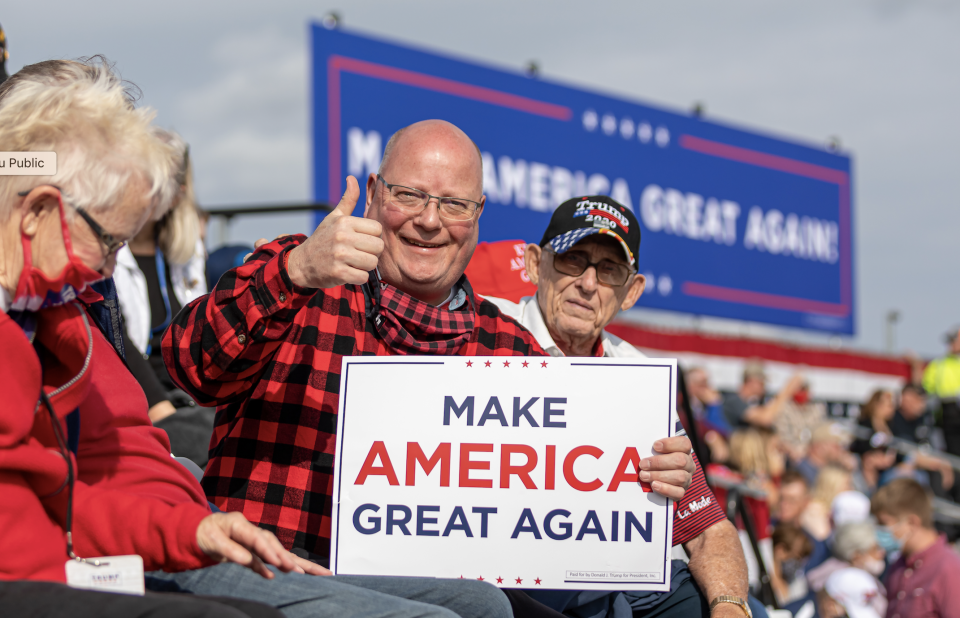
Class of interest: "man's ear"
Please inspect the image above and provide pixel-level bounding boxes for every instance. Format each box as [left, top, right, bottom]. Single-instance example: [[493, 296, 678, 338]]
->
[[363, 172, 378, 218], [524, 243, 542, 287], [475, 195, 485, 221], [620, 273, 646, 311], [19, 187, 61, 238]]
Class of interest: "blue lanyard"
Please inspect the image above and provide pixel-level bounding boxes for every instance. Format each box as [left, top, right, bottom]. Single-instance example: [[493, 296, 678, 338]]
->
[[145, 249, 172, 356]]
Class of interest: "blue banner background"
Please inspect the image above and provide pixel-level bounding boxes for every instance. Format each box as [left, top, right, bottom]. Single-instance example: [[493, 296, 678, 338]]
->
[[311, 25, 855, 334]]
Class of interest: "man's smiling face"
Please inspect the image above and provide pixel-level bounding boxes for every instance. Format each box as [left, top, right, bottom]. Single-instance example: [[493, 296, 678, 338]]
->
[[365, 120, 484, 305]]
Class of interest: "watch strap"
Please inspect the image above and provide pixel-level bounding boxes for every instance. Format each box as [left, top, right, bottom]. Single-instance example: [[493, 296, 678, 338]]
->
[[709, 595, 752, 617]]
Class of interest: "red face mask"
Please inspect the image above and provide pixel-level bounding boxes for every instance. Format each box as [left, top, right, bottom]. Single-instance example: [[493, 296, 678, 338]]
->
[[793, 390, 810, 405], [10, 195, 105, 312]]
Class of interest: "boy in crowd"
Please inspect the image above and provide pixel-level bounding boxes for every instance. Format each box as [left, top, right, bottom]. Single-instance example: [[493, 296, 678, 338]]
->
[[871, 478, 960, 618]]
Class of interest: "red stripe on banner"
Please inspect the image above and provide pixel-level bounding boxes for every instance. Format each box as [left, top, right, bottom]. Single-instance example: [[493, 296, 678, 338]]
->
[[678, 134, 854, 309], [678, 135, 849, 185], [682, 281, 849, 317], [326, 55, 573, 204], [605, 322, 911, 379]]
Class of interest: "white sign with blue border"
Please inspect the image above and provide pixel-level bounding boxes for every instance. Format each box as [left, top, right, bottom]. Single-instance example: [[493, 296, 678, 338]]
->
[[330, 356, 677, 591]]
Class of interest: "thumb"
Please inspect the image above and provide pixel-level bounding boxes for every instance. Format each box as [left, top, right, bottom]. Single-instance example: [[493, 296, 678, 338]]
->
[[332, 175, 361, 217]]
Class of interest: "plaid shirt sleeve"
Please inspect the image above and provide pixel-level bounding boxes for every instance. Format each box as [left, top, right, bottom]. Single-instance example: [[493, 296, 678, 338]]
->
[[162, 234, 318, 407]]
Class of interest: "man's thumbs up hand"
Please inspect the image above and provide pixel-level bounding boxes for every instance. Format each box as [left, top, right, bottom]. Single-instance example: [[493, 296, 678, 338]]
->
[[287, 176, 384, 289]]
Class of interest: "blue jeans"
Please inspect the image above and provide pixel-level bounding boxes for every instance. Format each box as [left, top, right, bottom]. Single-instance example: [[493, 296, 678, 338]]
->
[[147, 564, 512, 618]]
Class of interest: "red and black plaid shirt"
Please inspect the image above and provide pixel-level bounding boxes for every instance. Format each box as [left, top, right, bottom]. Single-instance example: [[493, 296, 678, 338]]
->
[[163, 235, 547, 556]]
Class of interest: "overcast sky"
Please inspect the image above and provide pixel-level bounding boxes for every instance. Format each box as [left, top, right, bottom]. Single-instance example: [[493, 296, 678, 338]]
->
[[5, 1, 959, 357]]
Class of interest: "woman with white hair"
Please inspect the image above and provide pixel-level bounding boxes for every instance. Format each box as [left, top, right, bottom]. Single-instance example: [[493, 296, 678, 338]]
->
[[112, 129, 212, 465], [806, 522, 886, 601], [0, 55, 299, 591]]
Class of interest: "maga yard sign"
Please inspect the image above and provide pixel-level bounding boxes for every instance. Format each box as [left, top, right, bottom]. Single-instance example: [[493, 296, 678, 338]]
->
[[329, 357, 678, 591], [311, 25, 856, 334]]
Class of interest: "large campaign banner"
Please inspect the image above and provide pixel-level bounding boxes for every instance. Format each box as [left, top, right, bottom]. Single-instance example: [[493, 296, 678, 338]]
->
[[329, 357, 677, 591], [311, 25, 855, 335]]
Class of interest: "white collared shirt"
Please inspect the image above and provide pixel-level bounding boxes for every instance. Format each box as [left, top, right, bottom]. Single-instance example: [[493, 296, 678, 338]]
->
[[484, 295, 646, 359]]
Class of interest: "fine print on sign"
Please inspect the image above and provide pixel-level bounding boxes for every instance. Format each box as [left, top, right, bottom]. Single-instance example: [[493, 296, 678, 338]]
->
[[330, 356, 678, 591]]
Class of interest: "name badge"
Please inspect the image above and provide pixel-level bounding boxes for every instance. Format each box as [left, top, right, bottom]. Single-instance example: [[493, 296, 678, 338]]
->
[[65, 555, 145, 596]]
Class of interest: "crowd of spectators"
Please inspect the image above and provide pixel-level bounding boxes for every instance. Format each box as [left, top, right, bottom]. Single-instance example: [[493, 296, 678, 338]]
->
[[687, 357, 960, 617]]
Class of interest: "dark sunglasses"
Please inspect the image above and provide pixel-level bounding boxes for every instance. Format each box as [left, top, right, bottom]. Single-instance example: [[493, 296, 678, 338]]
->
[[545, 247, 635, 287], [18, 186, 126, 255]]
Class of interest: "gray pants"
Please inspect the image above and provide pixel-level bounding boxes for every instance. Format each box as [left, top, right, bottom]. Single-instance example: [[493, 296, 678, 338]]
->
[[147, 563, 512, 618]]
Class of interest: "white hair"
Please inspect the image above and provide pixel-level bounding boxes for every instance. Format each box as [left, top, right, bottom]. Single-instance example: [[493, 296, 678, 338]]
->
[[832, 522, 878, 562], [0, 56, 175, 224]]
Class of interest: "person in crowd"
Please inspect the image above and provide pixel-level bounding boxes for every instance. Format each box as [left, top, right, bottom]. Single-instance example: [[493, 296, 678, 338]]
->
[[729, 428, 783, 504], [0, 54, 296, 591], [805, 466, 854, 541], [164, 122, 698, 613], [686, 366, 733, 463], [795, 423, 856, 488], [849, 390, 899, 493], [923, 327, 960, 458], [114, 130, 213, 466], [771, 471, 832, 594], [721, 361, 804, 430], [0, 59, 514, 618], [769, 523, 813, 606], [484, 195, 754, 617], [871, 478, 960, 618], [806, 522, 886, 598], [887, 384, 955, 494], [775, 381, 827, 465], [819, 568, 884, 618], [891, 383, 936, 445], [775, 471, 811, 526]]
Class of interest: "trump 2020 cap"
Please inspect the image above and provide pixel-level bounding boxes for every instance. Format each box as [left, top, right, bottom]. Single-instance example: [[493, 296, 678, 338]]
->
[[539, 195, 640, 267]]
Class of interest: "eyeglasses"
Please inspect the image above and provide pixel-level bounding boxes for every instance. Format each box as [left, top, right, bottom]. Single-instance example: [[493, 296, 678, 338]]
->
[[18, 186, 127, 256], [546, 248, 635, 287], [376, 174, 481, 221]]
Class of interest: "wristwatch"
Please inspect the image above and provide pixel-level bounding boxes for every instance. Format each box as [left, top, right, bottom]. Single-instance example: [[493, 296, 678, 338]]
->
[[709, 596, 752, 617]]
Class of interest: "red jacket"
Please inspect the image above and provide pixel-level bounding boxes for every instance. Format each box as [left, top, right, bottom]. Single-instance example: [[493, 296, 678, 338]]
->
[[0, 303, 214, 582]]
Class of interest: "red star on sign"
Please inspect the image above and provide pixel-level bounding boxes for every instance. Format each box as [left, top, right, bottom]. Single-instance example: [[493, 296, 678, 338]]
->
[[496, 577, 503, 584], [465, 360, 473, 367], [515, 577, 523, 584], [540, 361, 548, 368], [484, 360, 492, 367], [535, 578, 542, 585], [522, 361, 529, 367], [503, 360, 510, 367], [477, 576, 484, 581]]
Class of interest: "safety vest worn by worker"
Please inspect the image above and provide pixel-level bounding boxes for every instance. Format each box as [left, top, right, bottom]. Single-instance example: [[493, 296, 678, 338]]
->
[[923, 355, 960, 401]]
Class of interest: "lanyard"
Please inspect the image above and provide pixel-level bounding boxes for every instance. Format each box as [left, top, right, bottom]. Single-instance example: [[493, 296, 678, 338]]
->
[[145, 249, 173, 356], [40, 390, 78, 560]]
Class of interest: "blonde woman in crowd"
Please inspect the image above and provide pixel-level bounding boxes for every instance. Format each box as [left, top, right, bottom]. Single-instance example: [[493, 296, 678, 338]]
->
[[729, 428, 785, 507], [803, 465, 853, 540], [113, 132, 210, 465]]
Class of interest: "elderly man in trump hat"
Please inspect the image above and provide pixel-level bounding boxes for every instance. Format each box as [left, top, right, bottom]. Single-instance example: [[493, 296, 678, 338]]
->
[[487, 195, 755, 618]]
